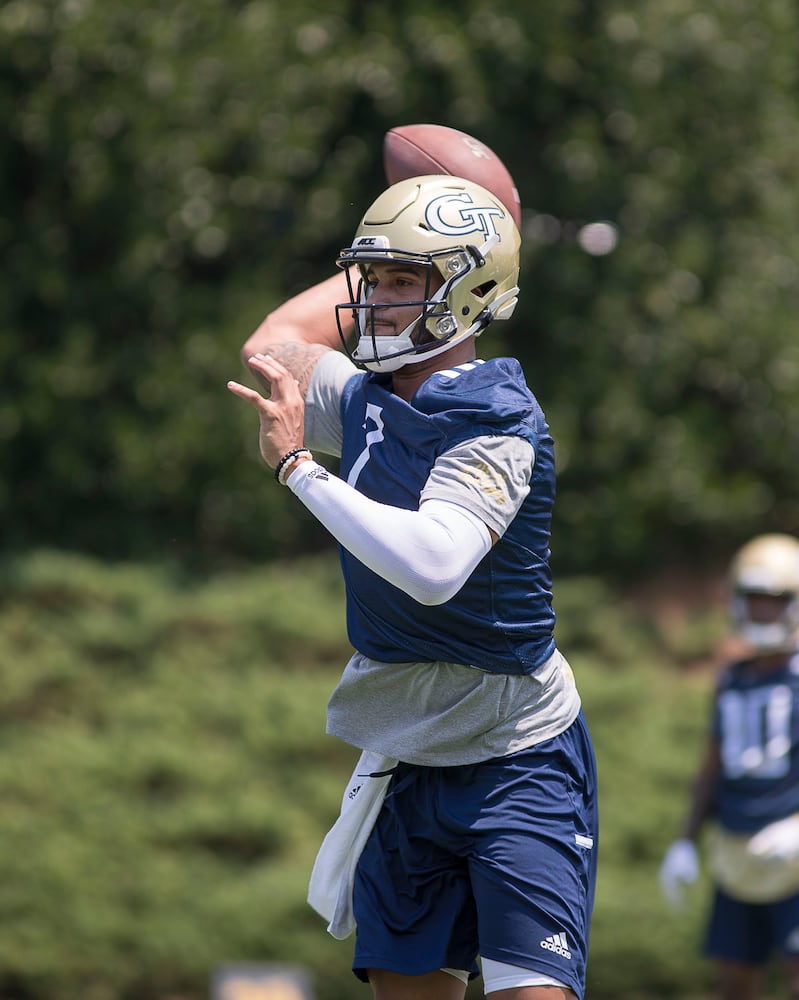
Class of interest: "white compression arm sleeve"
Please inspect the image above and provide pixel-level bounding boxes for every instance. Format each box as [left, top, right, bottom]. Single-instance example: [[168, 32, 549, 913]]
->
[[286, 461, 492, 606]]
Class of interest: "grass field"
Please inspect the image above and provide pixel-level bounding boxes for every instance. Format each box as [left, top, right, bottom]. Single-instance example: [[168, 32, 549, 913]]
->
[[0, 548, 729, 999]]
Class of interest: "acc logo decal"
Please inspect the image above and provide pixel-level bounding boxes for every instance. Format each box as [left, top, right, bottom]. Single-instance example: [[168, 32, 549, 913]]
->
[[425, 192, 505, 241], [352, 235, 389, 249]]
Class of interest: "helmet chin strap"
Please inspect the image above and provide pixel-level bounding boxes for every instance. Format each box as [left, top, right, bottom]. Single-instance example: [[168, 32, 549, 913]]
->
[[352, 236, 515, 373], [732, 592, 799, 653], [354, 287, 518, 372], [357, 327, 473, 373], [739, 621, 796, 652]]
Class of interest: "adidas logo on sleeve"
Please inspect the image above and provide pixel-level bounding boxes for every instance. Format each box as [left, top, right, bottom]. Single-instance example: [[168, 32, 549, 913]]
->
[[540, 932, 572, 960]]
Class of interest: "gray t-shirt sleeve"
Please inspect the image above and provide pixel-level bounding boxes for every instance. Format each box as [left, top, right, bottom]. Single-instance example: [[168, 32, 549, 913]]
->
[[420, 436, 535, 538], [303, 350, 359, 457]]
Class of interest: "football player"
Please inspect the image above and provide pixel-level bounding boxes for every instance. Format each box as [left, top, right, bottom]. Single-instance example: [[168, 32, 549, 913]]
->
[[660, 533, 799, 1000], [229, 175, 598, 1000]]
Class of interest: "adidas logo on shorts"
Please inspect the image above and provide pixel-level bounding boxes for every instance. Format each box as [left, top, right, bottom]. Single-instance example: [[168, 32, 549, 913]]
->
[[540, 932, 572, 960]]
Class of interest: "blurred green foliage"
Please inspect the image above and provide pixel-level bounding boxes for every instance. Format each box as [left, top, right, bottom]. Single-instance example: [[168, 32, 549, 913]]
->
[[0, 549, 723, 1000], [3, 0, 799, 574]]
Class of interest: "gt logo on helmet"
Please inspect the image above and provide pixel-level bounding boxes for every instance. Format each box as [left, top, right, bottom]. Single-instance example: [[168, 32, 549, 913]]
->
[[335, 175, 520, 373], [425, 192, 506, 242]]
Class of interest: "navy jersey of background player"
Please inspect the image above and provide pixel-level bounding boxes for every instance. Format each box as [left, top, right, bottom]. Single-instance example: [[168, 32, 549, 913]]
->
[[337, 356, 556, 675], [713, 649, 799, 833]]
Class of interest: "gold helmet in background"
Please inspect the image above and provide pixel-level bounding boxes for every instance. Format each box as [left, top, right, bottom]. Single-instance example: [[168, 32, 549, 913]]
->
[[729, 533, 799, 652]]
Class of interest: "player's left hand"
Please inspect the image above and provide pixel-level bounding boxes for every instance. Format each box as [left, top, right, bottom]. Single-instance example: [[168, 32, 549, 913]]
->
[[227, 353, 305, 469], [748, 814, 799, 862]]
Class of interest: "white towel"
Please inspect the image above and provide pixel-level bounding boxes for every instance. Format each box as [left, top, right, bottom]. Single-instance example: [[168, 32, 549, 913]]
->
[[307, 750, 397, 939]]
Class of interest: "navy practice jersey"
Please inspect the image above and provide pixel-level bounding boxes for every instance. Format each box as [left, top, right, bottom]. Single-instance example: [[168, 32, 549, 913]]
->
[[337, 357, 557, 675], [712, 650, 799, 833]]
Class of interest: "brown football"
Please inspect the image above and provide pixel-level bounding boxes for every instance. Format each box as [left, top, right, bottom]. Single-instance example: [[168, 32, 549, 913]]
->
[[383, 123, 522, 229]]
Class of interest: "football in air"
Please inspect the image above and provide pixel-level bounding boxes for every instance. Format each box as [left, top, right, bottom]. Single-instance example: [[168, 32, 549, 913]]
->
[[383, 123, 522, 228]]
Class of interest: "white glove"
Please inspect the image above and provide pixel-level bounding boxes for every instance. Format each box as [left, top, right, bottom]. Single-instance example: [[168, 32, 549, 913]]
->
[[748, 815, 799, 862], [659, 839, 700, 909]]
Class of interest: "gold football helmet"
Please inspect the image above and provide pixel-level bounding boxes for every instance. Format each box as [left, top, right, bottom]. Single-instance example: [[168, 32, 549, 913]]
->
[[729, 533, 799, 652], [336, 175, 520, 372]]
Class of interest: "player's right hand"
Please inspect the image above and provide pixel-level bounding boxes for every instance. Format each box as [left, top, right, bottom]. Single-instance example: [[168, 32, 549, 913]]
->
[[659, 839, 700, 909]]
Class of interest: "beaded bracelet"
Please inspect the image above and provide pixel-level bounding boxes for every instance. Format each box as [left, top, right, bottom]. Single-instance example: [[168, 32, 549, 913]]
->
[[274, 447, 313, 485]]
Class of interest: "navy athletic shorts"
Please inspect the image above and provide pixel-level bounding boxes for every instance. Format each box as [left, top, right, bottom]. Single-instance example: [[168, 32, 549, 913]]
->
[[351, 710, 598, 998], [705, 887, 799, 964]]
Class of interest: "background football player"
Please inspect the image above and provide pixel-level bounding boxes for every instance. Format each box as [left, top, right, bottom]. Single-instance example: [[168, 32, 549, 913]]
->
[[660, 533, 799, 1000]]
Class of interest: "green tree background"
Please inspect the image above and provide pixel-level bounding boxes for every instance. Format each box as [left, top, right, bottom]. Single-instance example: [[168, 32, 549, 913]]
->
[[3, 1, 799, 997], [5, 0, 799, 573]]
